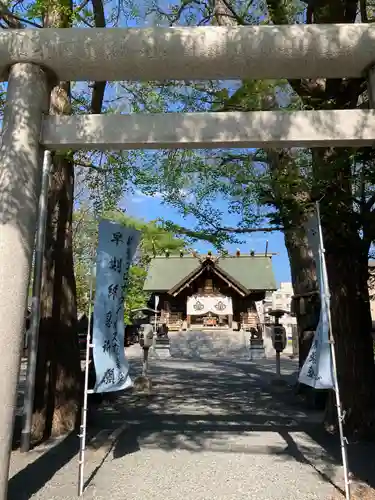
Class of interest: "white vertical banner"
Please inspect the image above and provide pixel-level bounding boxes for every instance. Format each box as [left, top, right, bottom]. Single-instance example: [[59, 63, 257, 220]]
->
[[298, 210, 335, 389], [154, 295, 159, 333], [254, 300, 264, 324], [92, 219, 140, 393]]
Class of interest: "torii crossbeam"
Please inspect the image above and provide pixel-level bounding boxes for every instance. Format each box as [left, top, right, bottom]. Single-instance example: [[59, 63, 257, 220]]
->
[[0, 24, 374, 500]]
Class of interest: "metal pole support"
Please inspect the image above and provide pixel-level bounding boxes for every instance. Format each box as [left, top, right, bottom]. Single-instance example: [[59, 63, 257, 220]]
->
[[78, 260, 96, 497], [275, 351, 281, 378], [316, 202, 351, 500], [20, 151, 53, 453], [142, 348, 149, 376]]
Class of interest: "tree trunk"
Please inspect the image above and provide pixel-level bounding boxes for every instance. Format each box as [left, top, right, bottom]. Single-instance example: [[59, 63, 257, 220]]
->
[[316, 149, 375, 438], [283, 226, 320, 368], [264, 0, 375, 437], [32, 0, 82, 440], [33, 142, 82, 440], [267, 150, 320, 369], [325, 240, 375, 437], [31, 0, 107, 441]]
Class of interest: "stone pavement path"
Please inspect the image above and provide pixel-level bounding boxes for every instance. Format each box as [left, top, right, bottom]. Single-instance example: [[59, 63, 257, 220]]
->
[[83, 355, 341, 500], [9, 333, 350, 500]]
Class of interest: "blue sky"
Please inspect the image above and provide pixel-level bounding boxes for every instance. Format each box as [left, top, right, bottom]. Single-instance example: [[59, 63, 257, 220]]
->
[[72, 0, 293, 287], [121, 190, 292, 287], [112, 6, 292, 287]]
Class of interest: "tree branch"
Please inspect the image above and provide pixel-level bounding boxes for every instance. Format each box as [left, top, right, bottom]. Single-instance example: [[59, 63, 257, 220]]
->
[[344, 0, 359, 22], [74, 159, 105, 171], [0, 1, 23, 28], [161, 222, 282, 244], [74, 156, 117, 173], [364, 192, 375, 211], [76, 0, 91, 13], [75, 12, 94, 26], [213, 0, 249, 25], [0, 0, 45, 28], [90, 0, 106, 114], [215, 226, 282, 234], [265, 0, 289, 23], [306, 1, 313, 23], [360, 0, 368, 22]]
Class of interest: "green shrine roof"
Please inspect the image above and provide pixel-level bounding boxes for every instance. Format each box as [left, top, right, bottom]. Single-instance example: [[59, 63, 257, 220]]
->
[[143, 254, 277, 294]]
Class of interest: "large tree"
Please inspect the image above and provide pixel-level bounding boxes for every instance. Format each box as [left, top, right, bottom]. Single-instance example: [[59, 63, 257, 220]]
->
[[0, 0, 118, 441], [32, 0, 106, 441], [265, 0, 375, 439], [126, 0, 375, 436]]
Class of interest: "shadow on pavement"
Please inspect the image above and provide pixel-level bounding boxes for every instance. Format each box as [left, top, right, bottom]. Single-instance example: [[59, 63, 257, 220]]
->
[[100, 355, 375, 494], [8, 433, 79, 500], [10, 349, 375, 498]]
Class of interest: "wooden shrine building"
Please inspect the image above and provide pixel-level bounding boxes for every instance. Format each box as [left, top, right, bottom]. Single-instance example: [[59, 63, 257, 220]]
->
[[143, 251, 277, 331]]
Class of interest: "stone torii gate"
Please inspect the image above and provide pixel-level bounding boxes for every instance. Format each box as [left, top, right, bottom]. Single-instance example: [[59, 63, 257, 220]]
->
[[1, 23, 375, 498]]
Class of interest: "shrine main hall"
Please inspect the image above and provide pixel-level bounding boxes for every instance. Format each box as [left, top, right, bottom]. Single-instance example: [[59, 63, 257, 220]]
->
[[143, 251, 276, 331]]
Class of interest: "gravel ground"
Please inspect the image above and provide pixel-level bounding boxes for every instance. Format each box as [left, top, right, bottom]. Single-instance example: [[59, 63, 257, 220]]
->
[[9, 331, 357, 500]]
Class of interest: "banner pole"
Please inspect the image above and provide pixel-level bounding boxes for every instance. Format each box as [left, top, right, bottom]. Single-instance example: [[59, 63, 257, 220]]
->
[[78, 257, 95, 497], [154, 295, 159, 334], [316, 202, 351, 500]]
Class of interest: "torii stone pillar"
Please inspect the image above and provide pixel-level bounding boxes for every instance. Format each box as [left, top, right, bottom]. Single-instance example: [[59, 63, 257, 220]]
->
[[0, 63, 51, 499]]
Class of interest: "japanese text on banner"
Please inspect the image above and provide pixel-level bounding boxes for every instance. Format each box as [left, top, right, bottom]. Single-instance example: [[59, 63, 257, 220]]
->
[[92, 220, 140, 393], [298, 210, 334, 390]]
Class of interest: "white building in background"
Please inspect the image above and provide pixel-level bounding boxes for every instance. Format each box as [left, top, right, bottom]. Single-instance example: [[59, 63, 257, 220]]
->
[[261, 282, 297, 339]]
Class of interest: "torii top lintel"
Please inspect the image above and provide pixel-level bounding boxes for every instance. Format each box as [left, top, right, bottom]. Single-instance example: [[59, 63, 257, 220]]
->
[[1, 24, 375, 83]]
